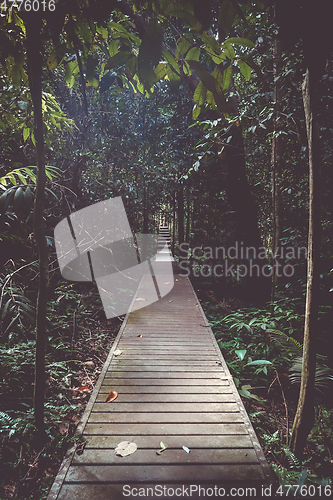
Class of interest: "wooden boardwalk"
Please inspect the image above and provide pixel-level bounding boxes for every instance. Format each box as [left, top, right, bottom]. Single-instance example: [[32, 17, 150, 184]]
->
[[48, 233, 273, 499]]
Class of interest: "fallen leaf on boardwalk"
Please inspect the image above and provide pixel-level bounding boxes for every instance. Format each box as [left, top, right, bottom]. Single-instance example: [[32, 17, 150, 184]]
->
[[114, 349, 122, 356], [76, 442, 86, 455], [105, 390, 118, 402], [115, 441, 137, 457], [137, 334, 143, 337], [73, 386, 90, 394], [182, 446, 190, 453], [58, 422, 69, 435], [156, 441, 168, 455]]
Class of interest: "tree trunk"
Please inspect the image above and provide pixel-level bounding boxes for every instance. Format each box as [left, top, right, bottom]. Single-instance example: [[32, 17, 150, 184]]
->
[[185, 187, 190, 243], [26, 14, 49, 447], [172, 191, 176, 254], [290, 68, 321, 458], [270, 37, 284, 312], [177, 187, 184, 253], [143, 179, 148, 233]]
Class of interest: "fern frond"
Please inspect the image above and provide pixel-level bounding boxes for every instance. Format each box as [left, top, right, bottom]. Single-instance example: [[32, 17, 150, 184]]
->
[[267, 328, 303, 356]]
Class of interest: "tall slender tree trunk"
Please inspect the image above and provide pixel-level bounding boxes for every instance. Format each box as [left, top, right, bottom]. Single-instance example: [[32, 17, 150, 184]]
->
[[185, 187, 190, 243], [26, 14, 49, 446], [177, 187, 184, 253], [172, 191, 176, 255], [290, 68, 321, 458], [270, 38, 284, 312], [143, 179, 148, 233]]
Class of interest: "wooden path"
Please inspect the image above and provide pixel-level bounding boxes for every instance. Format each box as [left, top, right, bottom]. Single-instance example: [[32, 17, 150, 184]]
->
[[48, 230, 273, 500]]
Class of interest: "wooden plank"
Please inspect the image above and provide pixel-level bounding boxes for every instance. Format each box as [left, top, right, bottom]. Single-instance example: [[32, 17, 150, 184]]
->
[[83, 434, 253, 449], [99, 385, 231, 394], [72, 448, 259, 465], [88, 412, 243, 424], [108, 366, 223, 372], [84, 423, 247, 435], [92, 402, 239, 412], [57, 483, 266, 500], [104, 372, 225, 378], [96, 393, 234, 402], [110, 358, 221, 369], [102, 378, 229, 385], [65, 464, 265, 483]]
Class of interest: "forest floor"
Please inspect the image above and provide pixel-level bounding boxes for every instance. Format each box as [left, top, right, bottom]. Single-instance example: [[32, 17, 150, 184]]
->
[[1, 314, 122, 500]]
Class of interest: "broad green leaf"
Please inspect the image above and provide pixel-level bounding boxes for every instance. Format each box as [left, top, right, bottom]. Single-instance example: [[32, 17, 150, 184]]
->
[[185, 47, 200, 61], [23, 127, 30, 142], [223, 41, 235, 59], [47, 51, 59, 71], [176, 37, 191, 57], [31, 131, 36, 146], [154, 62, 167, 81], [76, 22, 93, 44], [164, 2, 202, 31], [14, 186, 24, 213], [235, 349, 246, 361], [218, 0, 237, 38], [192, 103, 201, 120], [213, 63, 232, 90], [86, 55, 99, 86], [246, 360, 273, 366], [138, 20, 163, 90], [125, 56, 137, 79], [108, 40, 119, 58], [237, 59, 251, 80], [24, 187, 34, 209], [65, 61, 78, 85], [97, 26, 108, 40], [162, 50, 180, 74], [188, 60, 228, 115], [226, 37, 255, 49], [106, 51, 132, 70], [193, 81, 207, 105], [11, 65, 21, 85], [198, 32, 221, 54], [205, 47, 226, 64]]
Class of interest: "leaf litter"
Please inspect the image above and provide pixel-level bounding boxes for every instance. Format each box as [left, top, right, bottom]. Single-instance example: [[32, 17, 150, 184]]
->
[[105, 390, 118, 402], [115, 441, 137, 457], [156, 441, 168, 455]]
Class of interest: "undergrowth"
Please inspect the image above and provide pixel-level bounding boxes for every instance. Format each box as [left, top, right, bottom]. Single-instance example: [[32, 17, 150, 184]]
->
[[0, 261, 120, 499], [200, 287, 333, 491]]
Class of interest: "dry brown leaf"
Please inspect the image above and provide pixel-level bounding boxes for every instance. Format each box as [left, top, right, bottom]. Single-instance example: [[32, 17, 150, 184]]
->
[[58, 422, 69, 435], [76, 442, 86, 455], [115, 441, 137, 457], [73, 385, 90, 394], [137, 334, 143, 338], [105, 390, 118, 403]]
